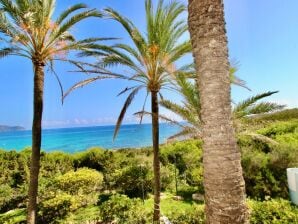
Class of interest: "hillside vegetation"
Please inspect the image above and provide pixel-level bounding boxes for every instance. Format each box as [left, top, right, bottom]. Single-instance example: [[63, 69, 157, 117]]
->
[[1, 109, 298, 223]]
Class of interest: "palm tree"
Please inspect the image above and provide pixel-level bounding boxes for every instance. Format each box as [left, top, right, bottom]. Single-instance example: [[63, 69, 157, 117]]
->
[[187, 0, 248, 223], [0, 1, 112, 223], [65, 0, 191, 222], [159, 74, 284, 140]]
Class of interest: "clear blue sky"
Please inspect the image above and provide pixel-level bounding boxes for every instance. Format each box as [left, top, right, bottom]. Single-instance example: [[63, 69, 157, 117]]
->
[[0, 0, 297, 129]]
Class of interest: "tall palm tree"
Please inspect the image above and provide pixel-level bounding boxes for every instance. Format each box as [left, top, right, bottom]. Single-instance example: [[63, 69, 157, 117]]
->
[[0, 1, 111, 223], [188, 0, 249, 223], [159, 74, 284, 140], [65, 0, 191, 222]]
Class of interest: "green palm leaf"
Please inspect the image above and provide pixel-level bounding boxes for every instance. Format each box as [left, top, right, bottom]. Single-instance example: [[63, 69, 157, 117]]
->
[[114, 86, 143, 140]]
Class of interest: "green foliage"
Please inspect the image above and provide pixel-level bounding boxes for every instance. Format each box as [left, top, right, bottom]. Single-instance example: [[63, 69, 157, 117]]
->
[[112, 164, 153, 198], [73, 147, 109, 171], [0, 208, 26, 224], [254, 108, 298, 122], [1, 121, 298, 223], [99, 194, 151, 224], [248, 199, 298, 223], [39, 192, 74, 224], [62, 205, 101, 224], [167, 205, 205, 224], [161, 140, 203, 192], [55, 168, 103, 195], [40, 151, 73, 177], [257, 120, 298, 138], [101, 0, 191, 138], [160, 140, 202, 172], [37, 168, 103, 223], [0, 149, 29, 187], [240, 136, 298, 199], [0, 149, 29, 212], [233, 91, 284, 119]]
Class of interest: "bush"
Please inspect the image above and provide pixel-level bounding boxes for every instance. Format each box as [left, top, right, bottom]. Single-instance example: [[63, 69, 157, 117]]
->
[[40, 151, 73, 177], [55, 168, 103, 195], [257, 120, 298, 138], [167, 205, 205, 224], [99, 194, 151, 224], [39, 192, 75, 224], [248, 199, 298, 223], [112, 164, 153, 198], [185, 166, 204, 193], [241, 142, 298, 199], [37, 168, 103, 223], [0, 208, 26, 224], [73, 148, 110, 171]]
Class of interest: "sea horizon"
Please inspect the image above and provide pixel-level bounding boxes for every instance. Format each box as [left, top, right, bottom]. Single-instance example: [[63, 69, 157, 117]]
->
[[0, 123, 180, 153]]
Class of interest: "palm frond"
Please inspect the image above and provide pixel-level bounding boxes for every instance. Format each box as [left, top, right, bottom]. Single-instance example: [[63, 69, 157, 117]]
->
[[114, 86, 143, 139], [55, 3, 88, 25], [63, 75, 116, 102], [0, 47, 16, 58], [168, 126, 199, 140], [246, 102, 285, 115], [104, 7, 146, 56], [160, 99, 197, 126], [47, 61, 64, 104], [48, 9, 102, 48], [233, 91, 281, 118]]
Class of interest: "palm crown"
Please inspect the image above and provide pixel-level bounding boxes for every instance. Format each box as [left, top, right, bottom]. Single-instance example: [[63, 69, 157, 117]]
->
[[0, 0, 111, 71], [102, 0, 191, 137]]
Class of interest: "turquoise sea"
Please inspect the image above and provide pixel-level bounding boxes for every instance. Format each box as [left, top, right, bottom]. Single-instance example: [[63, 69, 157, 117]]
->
[[0, 123, 180, 153]]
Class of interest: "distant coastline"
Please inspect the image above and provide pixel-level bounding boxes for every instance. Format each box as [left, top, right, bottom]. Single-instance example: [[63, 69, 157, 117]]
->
[[0, 125, 25, 132]]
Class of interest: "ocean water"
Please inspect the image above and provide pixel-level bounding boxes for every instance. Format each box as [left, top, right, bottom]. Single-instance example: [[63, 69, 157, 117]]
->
[[0, 123, 180, 153]]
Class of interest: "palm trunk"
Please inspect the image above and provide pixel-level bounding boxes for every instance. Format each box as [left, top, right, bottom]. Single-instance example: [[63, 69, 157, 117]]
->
[[188, 0, 248, 223], [27, 62, 45, 224], [151, 90, 161, 223]]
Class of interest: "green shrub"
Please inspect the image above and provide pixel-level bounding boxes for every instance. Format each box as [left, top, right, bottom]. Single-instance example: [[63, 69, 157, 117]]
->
[[0, 208, 26, 224], [73, 148, 110, 171], [248, 199, 298, 223], [257, 120, 298, 138], [99, 194, 151, 224], [39, 192, 75, 224], [241, 143, 298, 199], [55, 168, 103, 195], [0, 185, 14, 212], [40, 151, 73, 177], [112, 164, 153, 198], [161, 140, 202, 170], [185, 166, 204, 193], [160, 164, 175, 191], [167, 205, 205, 224], [177, 184, 200, 200]]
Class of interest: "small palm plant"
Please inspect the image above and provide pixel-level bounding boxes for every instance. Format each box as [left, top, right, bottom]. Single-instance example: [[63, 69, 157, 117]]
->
[[65, 0, 191, 222], [159, 74, 285, 141], [0, 1, 112, 223]]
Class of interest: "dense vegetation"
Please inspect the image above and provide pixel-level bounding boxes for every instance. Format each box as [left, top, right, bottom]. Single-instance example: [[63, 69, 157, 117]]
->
[[0, 109, 298, 223]]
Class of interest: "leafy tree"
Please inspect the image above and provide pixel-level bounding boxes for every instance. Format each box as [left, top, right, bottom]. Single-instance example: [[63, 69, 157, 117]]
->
[[0, 1, 112, 222]]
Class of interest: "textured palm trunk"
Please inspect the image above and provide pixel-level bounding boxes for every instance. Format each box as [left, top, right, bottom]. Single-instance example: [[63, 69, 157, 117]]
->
[[188, 0, 248, 223], [151, 91, 161, 224], [27, 62, 45, 224]]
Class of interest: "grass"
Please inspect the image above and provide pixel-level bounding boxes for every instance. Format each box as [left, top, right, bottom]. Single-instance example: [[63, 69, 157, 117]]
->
[[143, 193, 201, 216]]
